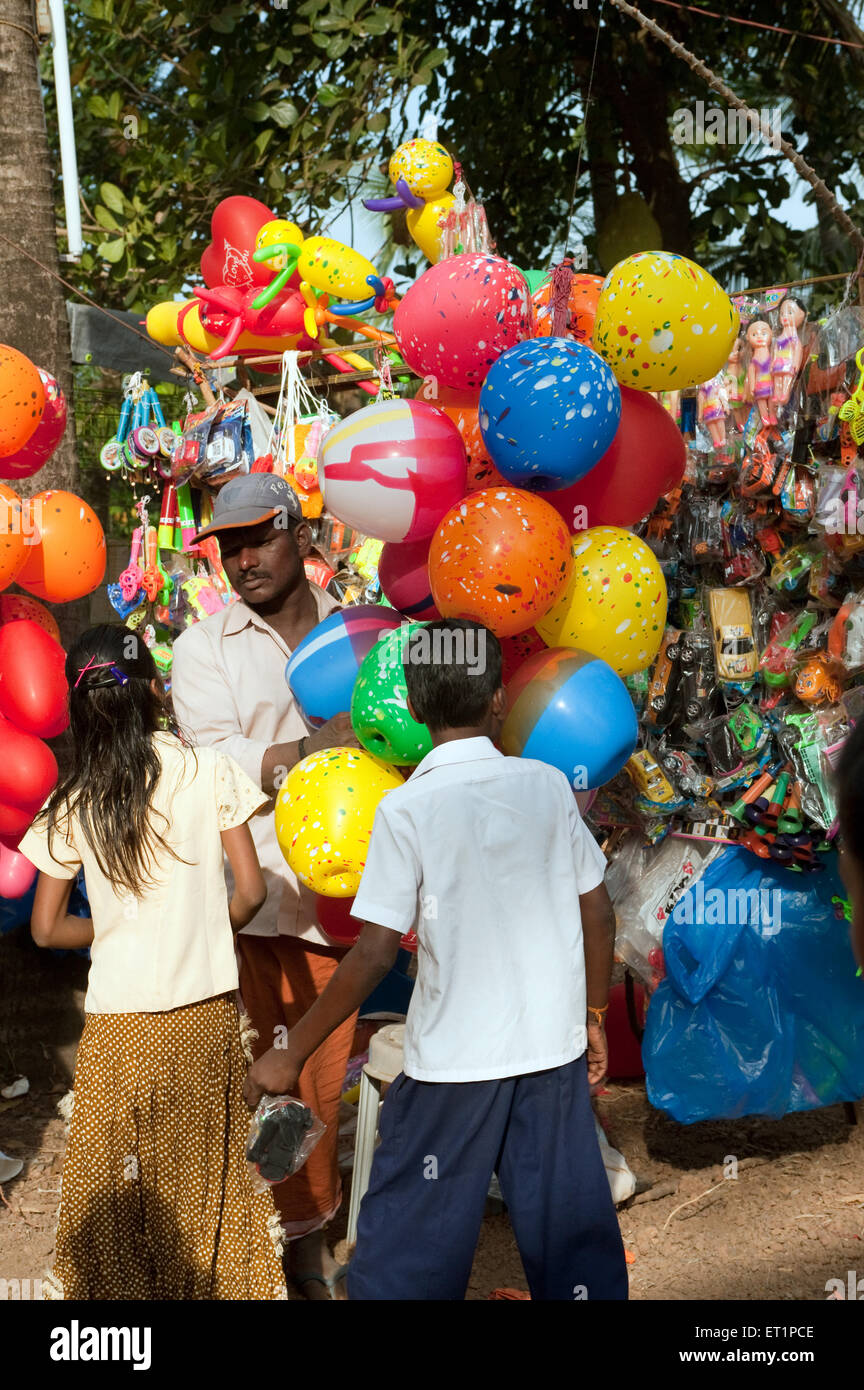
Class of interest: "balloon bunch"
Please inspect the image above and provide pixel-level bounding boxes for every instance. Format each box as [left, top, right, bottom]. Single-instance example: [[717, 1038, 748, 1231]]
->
[[0, 343, 106, 898], [296, 234, 741, 833], [146, 196, 398, 376]]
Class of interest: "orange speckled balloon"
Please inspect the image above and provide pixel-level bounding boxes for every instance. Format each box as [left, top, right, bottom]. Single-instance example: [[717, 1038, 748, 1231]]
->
[[15, 491, 106, 603], [428, 487, 573, 638], [429, 385, 509, 494], [531, 272, 604, 344], [0, 345, 44, 457], [0, 594, 60, 642], [0, 484, 27, 590]]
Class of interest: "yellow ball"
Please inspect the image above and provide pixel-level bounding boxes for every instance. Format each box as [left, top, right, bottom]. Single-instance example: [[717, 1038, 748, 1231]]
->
[[274, 747, 404, 897], [389, 139, 453, 200], [535, 526, 667, 677], [592, 251, 740, 390]]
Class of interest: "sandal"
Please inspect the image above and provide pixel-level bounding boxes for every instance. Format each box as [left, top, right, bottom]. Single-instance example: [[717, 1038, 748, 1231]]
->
[[293, 1264, 349, 1301]]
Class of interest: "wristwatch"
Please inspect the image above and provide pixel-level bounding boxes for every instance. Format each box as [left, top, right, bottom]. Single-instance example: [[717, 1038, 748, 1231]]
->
[[298, 736, 308, 760]]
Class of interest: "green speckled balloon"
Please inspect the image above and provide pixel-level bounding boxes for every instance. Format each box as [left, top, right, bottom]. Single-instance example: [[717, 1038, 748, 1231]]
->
[[350, 623, 434, 766]]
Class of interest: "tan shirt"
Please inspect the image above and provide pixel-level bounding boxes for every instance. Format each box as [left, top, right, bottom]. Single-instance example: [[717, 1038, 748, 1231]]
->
[[170, 584, 339, 945], [19, 735, 266, 1014]]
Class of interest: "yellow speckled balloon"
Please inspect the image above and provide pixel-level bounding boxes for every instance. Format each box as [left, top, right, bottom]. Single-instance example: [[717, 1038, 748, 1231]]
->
[[592, 251, 739, 390], [389, 139, 453, 199], [535, 526, 667, 676], [274, 746, 404, 897]]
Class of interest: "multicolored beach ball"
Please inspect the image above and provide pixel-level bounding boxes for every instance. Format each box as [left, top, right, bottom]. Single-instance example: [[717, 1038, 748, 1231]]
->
[[285, 605, 404, 726], [501, 646, 637, 789]]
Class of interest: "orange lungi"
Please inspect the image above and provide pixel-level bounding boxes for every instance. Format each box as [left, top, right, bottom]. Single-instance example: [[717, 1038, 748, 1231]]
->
[[237, 933, 356, 1240]]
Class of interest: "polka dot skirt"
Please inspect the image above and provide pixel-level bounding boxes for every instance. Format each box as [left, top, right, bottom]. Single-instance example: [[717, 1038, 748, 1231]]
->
[[47, 995, 286, 1300]]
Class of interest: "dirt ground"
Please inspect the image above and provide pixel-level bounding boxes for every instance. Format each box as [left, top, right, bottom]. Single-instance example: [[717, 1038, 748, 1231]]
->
[[2, 922, 863, 1302]]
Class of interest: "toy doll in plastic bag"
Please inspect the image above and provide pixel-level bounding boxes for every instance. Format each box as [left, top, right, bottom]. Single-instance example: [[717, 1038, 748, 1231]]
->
[[246, 1095, 326, 1192]]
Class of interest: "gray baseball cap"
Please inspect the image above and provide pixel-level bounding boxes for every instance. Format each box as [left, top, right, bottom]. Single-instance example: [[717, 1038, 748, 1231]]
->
[[191, 473, 303, 543]]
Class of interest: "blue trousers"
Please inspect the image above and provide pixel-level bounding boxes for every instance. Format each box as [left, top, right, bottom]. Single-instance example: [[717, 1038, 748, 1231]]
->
[[347, 1055, 628, 1301]]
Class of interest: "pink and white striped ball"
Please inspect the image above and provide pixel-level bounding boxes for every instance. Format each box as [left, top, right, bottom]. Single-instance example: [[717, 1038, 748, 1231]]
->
[[318, 398, 467, 544]]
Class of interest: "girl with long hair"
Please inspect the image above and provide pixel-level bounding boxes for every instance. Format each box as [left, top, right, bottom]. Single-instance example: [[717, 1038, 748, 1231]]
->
[[20, 624, 285, 1300]]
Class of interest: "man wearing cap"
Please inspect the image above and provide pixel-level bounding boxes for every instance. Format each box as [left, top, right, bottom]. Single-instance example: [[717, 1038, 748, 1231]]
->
[[171, 475, 357, 1300]]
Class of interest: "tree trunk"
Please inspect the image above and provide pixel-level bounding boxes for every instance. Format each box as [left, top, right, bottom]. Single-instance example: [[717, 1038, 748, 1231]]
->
[[0, 0, 87, 646], [611, 63, 695, 257]]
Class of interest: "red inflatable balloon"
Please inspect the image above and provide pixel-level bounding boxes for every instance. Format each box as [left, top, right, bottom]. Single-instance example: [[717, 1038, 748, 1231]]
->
[[316, 894, 360, 945], [0, 714, 58, 812], [394, 253, 531, 391], [200, 195, 278, 289], [542, 385, 686, 530], [500, 628, 547, 686], [0, 620, 68, 737], [378, 536, 440, 621], [0, 842, 37, 898], [0, 370, 66, 480], [315, 894, 417, 954], [0, 801, 36, 841], [0, 593, 60, 642]]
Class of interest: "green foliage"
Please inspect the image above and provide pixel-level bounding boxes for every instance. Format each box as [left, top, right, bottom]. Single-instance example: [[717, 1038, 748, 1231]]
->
[[45, 0, 447, 309], [43, 0, 864, 310]]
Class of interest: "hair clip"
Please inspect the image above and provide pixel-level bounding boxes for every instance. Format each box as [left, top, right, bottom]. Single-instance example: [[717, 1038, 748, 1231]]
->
[[74, 657, 130, 690]]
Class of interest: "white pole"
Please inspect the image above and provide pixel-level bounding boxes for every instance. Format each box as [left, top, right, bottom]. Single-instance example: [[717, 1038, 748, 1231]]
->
[[48, 0, 82, 259]]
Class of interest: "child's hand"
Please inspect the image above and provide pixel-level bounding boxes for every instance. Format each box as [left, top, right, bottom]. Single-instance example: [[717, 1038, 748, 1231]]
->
[[243, 1043, 304, 1108], [586, 1022, 608, 1086]]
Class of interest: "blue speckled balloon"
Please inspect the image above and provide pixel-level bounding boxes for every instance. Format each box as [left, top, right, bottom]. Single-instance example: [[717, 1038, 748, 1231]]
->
[[478, 337, 621, 491]]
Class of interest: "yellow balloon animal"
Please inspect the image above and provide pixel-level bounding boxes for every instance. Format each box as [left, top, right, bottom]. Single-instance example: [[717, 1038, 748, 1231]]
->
[[275, 746, 404, 897], [592, 251, 740, 391], [364, 138, 456, 263], [535, 526, 668, 677]]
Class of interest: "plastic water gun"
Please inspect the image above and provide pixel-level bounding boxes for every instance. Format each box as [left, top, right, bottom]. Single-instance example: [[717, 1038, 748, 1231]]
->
[[760, 609, 817, 688]]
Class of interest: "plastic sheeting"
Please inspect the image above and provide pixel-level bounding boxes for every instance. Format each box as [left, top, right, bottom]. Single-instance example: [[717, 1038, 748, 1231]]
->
[[643, 846, 864, 1123]]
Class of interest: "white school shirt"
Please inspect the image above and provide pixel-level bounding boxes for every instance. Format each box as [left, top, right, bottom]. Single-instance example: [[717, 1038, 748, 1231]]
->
[[170, 584, 340, 945], [19, 734, 267, 1014], [350, 737, 608, 1083]]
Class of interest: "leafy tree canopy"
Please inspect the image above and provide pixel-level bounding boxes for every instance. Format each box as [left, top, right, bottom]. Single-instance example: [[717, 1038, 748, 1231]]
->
[[46, 0, 864, 310]]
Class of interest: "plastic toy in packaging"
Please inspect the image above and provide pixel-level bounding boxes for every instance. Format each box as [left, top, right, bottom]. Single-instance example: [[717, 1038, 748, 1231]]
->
[[246, 1094, 326, 1192], [707, 587, 758, 687], [759, 608, 817, 688]]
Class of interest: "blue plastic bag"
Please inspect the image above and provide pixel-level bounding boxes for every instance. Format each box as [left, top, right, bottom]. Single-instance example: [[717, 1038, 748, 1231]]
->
[[643, 847, 864, 1122]]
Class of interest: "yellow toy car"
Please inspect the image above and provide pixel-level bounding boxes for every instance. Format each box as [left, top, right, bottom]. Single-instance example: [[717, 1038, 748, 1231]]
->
[[708, 588, 758, 684], [625, 749, 679, 807]]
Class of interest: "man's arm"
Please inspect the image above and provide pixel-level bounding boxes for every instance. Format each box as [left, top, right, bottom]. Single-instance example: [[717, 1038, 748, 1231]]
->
[[171, 628, 359, 796], [243, 923, 401, 1106], [579, 880, 617, 1085], [260, 712, 359, 795]]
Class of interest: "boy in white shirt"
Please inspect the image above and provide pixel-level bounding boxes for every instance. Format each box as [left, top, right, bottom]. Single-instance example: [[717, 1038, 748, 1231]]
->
[[245, 619, 628, 1300]]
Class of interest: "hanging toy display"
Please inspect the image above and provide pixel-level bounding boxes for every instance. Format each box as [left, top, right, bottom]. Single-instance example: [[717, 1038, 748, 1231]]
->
[[100, 372, 176, 483]]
